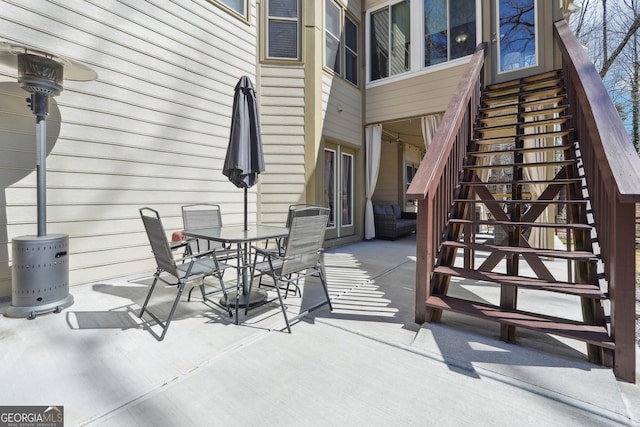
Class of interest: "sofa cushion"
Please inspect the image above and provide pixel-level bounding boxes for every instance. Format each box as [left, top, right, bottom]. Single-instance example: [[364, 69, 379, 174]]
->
[[392, 205, 401, 219], [373, 204, 386, 215], [383, 205, 394, 216]]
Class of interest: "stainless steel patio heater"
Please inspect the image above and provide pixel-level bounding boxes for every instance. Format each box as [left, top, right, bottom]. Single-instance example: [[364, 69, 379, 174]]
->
[[0, 43, 96, 318]]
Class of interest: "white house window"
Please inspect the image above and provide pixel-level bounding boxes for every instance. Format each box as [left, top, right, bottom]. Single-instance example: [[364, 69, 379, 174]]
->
[[267, 0, 301, 59], [325, 0, 359, 86], [345, 15, 358, 85], [424, 0, 476, 67], [209, 0, 247, 19], [219, 0, 245, 15], [325, 0, 341, 73], [370, 1, 411, 81]]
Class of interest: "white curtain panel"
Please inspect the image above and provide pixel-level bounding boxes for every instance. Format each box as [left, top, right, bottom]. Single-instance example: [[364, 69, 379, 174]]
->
[[523, 106, 555, 249], [420, 113, 442, 150], [365, 124, 382, 239]]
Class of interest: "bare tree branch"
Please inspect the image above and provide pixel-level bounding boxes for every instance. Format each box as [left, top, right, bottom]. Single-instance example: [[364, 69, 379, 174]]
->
[[574, 0, 592, 37], [600, 13, 640, 78]]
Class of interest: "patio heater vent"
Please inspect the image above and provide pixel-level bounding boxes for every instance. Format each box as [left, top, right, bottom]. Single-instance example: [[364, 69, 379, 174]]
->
[[0, 43, 96, 318]]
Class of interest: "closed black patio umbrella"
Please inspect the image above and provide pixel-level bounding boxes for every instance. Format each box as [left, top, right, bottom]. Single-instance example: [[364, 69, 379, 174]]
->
[[223, 76, 265, 231]]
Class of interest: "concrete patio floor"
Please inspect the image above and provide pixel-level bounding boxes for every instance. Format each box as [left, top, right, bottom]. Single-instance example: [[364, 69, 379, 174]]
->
[[1, 234, 639, 426]]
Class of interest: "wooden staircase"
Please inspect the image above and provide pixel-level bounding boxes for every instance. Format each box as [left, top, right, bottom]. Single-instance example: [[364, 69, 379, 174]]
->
[[424, 70, 613, 365]]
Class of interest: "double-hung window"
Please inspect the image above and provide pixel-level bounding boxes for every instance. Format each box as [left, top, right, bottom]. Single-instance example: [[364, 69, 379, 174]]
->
[[325, 0, 359, 86], [266, 0, 301, 60], [424, 0, 476, 67], [369, 1, 411, 81]]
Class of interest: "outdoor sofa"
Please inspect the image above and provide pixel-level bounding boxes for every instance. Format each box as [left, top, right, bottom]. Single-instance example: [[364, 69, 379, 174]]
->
[[373, 204, 417, 240]]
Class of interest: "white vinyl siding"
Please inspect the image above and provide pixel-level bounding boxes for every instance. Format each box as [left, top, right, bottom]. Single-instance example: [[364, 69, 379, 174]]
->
[[258, 65, 307, 225], [321, 74, 363, 146], [365, 64, 466, 124], [0, 0, 258, 296]]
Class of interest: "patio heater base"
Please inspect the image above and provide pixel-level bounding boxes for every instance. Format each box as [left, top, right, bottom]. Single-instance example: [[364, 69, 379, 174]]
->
[[6, 234, 73, 319]]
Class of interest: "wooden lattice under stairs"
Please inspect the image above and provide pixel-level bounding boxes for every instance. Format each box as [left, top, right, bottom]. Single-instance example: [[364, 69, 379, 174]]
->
[[426, 70, 614, 366]]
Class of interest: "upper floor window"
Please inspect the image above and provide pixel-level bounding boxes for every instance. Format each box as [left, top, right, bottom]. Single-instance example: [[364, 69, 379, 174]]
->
[[370, 1, 411, 81], [209, 0, 247, 19], [325, 0, 359, 86], [267, 0, 301, 60], [424, 0, 476, 67], [367, 0, 478, 83]]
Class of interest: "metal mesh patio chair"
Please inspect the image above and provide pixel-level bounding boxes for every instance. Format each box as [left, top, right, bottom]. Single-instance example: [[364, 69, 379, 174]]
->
[[254, 203, 318, 296], [181, 204, 236, 260], [139, 207, 232, 341], [248, 206, 333, 332]]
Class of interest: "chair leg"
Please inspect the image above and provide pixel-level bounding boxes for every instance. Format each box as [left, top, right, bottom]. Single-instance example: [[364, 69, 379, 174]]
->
[[158, 282, 186, 341], [140, 273, 160, 318], [216, 272, 232, 317], [272, 275, 291, 333], [318, 264, 333, 311]]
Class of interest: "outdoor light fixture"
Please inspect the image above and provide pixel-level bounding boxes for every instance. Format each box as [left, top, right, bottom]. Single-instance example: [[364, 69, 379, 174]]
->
[[0, 42, 96, 318]]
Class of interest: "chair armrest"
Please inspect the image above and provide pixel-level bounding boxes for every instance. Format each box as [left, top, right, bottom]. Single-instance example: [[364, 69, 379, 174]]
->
[[176, 248, 217, 264], [253, 246, 282, 260], [170, 240, 189, 250], [401, 212, 417, 220]]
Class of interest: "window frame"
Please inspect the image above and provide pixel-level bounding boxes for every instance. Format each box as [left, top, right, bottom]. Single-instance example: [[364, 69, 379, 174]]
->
[[423, 0, 477, 68], [367, 0, 412, 83], [365, 0, 480, 86], [324, 0, 360, 87], [208, 0, 249, 22], [265, 0, 302, 61]]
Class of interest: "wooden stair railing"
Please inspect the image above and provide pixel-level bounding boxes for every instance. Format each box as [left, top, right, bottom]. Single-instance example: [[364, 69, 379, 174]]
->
[[555, 19, 640, 383], [407, 23, 640, 383], [425, 68, 614, 360], [406, 44, 485, 325]]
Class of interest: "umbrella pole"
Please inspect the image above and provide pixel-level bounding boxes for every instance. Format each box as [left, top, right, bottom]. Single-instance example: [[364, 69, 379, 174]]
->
[[244, 187, 248, 231]]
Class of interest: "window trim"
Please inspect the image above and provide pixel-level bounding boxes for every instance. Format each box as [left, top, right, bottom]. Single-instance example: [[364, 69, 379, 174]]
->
[[323, 0, 360, 88], [265, 0, 302, 61], [208, 0, 249, 23]]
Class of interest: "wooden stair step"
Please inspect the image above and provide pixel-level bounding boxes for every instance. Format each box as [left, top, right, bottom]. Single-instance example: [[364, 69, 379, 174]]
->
[[448, 218, 592, 230], [440, 241, 597, 262], [425, 295, 614, 349], [467, 145, 571, 157], [478, 106, 569, 123], [480, 95, 568, 115], [483, 79, 563, 98], [463, 159, 577, 170], [433, 265, 603, 297], [453, 198, 586, 206], [485, 70, 562, 92], [482, 86, 563, 104], [476, 116, 570, 133], [459, 178, 582, 187], [473, 130, 572, 145]]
